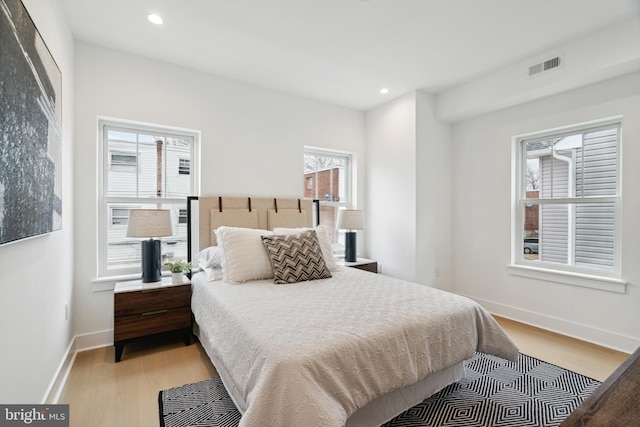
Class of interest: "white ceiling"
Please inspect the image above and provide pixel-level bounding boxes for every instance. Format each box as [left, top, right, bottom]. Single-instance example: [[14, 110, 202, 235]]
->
[[60, 0, 640, 111]]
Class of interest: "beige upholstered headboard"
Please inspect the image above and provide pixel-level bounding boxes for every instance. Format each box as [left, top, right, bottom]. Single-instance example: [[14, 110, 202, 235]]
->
[[188, 196, 315, 256]]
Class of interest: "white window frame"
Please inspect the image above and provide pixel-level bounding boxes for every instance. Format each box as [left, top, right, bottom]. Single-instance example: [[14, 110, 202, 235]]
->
[[304, 147, 355, 254], [509, 117, 625, 293], [97, 117, 200, 280]]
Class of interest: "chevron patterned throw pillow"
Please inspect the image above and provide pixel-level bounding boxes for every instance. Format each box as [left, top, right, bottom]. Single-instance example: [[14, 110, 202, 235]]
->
[[261, 230, 332, 284]]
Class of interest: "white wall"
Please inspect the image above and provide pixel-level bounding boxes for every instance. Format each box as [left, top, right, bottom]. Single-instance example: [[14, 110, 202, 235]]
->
[[0, 0, 75, 403], [451, 72, 640, 353], [365, 93, 417, 281], [365, 91, 453, 286], [437, 15, 640, 122], [415, 91, 452, 289], [73, 42, 365, 346], [368, 17, 640, 352]]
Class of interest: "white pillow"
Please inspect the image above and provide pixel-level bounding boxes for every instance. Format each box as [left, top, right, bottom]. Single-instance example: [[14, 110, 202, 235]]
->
[[273, 225, 338, 271], [197, 246, 222, 270], [203, 267, 223, 282], [215, 226, 274, 283]]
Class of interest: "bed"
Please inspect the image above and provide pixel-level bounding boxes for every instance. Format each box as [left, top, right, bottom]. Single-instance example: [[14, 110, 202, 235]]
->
[[187, 196, 519, 427]]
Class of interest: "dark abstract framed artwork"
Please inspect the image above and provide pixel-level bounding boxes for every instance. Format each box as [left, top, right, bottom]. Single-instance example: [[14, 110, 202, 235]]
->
[[0, 0, 62, 245]]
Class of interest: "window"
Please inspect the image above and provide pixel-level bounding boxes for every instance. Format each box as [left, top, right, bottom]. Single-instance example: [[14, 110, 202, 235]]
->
[[110, 152, 137, 172], [110, 207, 130, 226], [178, 158, 190, 175], [178, 208, 188, 224], [512, 118, 622, 287], [304, 148, 353, 251], [99, 119, 199, 278]]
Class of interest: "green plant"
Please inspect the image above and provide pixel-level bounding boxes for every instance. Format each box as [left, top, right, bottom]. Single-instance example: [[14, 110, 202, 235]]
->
[[164, 259, 193, 273]]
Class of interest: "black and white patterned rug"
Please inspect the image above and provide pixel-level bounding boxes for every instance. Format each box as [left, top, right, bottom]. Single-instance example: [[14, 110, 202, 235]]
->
[[158, 352, 600, 427]]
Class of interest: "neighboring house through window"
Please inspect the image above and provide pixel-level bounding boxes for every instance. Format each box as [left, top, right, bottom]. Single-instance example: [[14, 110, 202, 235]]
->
[[178, 208, 188, 224], [99, 119, 199, 278], [512, 117, 623, 291], [110, 207, 130, 226], [178, 158, 190, 175], [304, 148, 353, 252], [110, 152, 137, 171]]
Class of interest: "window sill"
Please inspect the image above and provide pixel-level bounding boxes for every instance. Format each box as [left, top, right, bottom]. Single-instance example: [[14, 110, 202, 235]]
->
[[91, 272, 184, 292], [91, 273, 140, 292], [507, 264, 626, 293]]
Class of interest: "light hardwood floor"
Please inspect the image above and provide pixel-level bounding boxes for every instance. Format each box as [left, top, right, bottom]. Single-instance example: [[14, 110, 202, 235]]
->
[[60, 336, 217, 427], [59, 317, 630, 427], [492, 316, 629, 381]]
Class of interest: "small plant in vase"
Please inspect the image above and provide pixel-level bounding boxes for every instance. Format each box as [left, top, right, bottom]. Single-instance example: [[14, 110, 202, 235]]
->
[[165, 259, 193, 283]]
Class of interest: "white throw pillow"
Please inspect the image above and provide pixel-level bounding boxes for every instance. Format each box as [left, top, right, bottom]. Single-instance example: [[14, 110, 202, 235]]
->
[[273, 225, 338, 271], [197, 246, 222, 270], [215, 226, 274, 283], [203, 267, 223, 282]]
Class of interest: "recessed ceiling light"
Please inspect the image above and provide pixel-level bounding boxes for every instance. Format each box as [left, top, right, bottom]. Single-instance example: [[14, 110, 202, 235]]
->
[[379, 88, 389, 95], [147, 14, 164, 25]]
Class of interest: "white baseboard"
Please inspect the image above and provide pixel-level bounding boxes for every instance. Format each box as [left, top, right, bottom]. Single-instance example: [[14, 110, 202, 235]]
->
[[467, 295, 639, 354], [43, 337, 77, 404], [44, 330, 114, 403], [74, 329, 113, 352]]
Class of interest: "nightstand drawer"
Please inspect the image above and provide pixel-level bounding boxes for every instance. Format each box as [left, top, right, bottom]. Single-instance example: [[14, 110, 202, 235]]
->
[[114, 284, 190, 316], [114, 306, 191, 341]]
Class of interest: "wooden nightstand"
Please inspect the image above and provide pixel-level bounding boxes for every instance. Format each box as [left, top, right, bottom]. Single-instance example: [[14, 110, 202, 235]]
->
[[339, 257, 378, 273], [114, 277, 192, 362]]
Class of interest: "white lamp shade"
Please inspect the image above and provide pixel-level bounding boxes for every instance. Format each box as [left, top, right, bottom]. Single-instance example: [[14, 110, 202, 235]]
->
[[126, 209, 173, 238], [337, 209, 364, 230]]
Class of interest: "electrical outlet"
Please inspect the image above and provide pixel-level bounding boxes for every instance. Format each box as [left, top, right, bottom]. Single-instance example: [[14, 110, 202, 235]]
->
[[435, 267, 441, 278], [64, 302, 69, 320]]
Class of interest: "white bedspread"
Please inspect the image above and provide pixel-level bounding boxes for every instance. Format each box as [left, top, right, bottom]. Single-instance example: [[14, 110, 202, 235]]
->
[[192, 268, 519, 427]]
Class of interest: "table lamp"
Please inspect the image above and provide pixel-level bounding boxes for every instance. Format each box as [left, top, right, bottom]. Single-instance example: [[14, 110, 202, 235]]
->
[[127, 209, 173, 282], [337, 209, 364, 263]]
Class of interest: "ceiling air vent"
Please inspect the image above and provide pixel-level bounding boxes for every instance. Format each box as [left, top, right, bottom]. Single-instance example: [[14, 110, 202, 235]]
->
[[528, 55, 563, 77]]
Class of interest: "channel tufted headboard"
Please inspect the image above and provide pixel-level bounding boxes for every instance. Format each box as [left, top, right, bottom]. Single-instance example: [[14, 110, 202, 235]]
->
[[187, 196, 318, 260]]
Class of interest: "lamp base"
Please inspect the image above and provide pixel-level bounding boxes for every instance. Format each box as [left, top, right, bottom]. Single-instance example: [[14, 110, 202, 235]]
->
[[344, 231, 357, 262], [141, 239, 162, 283]]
